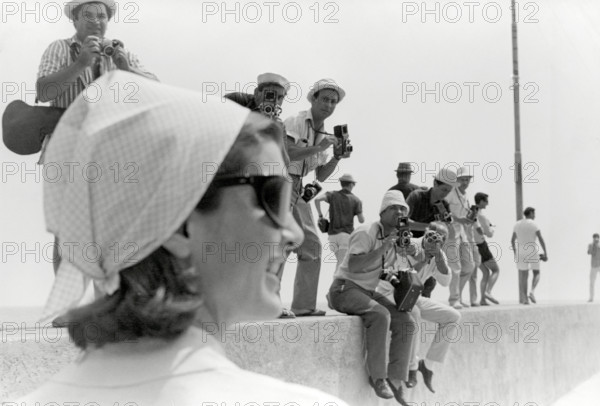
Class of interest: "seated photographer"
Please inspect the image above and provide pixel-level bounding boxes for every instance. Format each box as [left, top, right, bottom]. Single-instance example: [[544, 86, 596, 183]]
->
[[327, 190, 417, 404], [37, 0, 157, 108], [280, 79, 350, 318], [376, 223, 461, 394], [19, 71, 349, 405], [224, 72, 291, 166], [405, 168, 456, 304]]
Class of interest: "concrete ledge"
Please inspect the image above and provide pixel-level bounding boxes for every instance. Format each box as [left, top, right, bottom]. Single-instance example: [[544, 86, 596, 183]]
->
[[2, 303, 600, 405]]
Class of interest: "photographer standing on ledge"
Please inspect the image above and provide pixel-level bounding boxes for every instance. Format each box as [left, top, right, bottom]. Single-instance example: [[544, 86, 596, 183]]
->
[[37, 0, 156, 108], [281, 79, 350, 318], [34, 0, 156, 294], [225, 73, 291, 166], [327, 190, 416, 403]]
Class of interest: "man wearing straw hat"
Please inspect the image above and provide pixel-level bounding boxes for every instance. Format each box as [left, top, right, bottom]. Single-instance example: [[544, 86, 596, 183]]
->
[[282, 78, 350, 317], [36, 0, 156, 108]]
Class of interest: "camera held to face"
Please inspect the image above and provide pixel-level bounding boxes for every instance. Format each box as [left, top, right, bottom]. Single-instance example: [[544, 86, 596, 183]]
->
[[433, 202, 453, 223], [333, 124, 353, 157], [301, 181, 322, 203], [258, 90, 282, 119], [396, 216, 412, 248], [99, 39, 122, 57]]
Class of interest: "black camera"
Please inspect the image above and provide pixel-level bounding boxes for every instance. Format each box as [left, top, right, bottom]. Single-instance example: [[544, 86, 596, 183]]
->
[[333, 124, 353, 157], [258, 90, 282, 119], [380, 270, 401, 288], [466, 205, 479, 222], [301, 181, 322, 202], [433, 202, 452, 223], [396, 216, 412, 248], [99, 39, 122, 57]]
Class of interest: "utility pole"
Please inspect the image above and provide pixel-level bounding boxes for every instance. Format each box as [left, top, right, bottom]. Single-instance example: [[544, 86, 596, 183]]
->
[[511, 0, 524, 220]]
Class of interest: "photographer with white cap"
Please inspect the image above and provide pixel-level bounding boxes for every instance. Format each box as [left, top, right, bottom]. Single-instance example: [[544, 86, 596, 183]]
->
[[327, 190, 417, 404], [280, 79, 351, 317], [314, 173, 365, 271], [36, 0, 156, 108], [225, 72, 292, 166], [18, 71, 349, 406]]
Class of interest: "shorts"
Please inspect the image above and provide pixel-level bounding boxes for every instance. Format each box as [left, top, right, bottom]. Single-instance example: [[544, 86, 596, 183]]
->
[[477, 241, 494, 263], [328, 232, 350, 253]]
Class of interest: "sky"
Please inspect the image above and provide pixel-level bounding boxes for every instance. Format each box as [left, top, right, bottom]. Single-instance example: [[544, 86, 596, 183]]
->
[[1, 0, 600, 310]]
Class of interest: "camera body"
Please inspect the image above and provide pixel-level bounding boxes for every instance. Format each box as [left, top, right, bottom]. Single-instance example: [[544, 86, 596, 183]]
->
[[333, 124, 353, 157], [396, 216, 412, 248], [301, 181, 322, 202], [424, 230, 443, 245], [258, 90, 282, 119], [99, 39, 121, 57], [433, 202, 453, 223], [466, 205, 479, 222]]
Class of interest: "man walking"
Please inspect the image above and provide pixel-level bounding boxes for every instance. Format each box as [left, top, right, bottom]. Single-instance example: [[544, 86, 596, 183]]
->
[[511, 207, 548, 304]]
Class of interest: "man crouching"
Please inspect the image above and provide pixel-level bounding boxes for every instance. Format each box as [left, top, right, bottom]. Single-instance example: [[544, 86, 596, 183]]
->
[[327, 190, 417, 404]]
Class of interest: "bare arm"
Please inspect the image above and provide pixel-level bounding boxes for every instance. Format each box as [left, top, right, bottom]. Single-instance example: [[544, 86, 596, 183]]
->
[[287, 134, 337, 162], [536, 231, 547, 259], [315, 157, 341, 182], [357, 213, 365, 223], [314, 194, 328, 217], [511, 232, 517, 252]]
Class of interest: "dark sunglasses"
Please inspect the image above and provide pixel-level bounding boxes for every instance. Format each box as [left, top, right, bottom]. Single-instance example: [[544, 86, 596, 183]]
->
[[210, 175, 291, 228]]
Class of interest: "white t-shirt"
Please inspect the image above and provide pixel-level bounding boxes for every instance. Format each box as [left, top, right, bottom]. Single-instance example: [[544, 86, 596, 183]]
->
[[513, 218, 539, 246]]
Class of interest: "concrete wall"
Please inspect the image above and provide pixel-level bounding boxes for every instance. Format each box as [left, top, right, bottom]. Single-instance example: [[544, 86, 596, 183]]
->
[[2, 303, 600, 405]]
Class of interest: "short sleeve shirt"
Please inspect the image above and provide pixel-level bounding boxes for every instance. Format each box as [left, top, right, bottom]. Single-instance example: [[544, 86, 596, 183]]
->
[[284, 110, 331, 176], [389, 182, 420, 200], [406, 188, 450, 238], [334, 222, 397, 291], [444, 187, 474, 242], [37, 36, 155, 108], [513, 219, 540, 251], [326, 190, 363, 235]]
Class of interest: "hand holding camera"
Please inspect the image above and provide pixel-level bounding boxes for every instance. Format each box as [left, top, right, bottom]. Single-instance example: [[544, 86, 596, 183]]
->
[[301, 181, 322, 203], [433, 202, 453, 223], [333, 124, 353, 159], [539, 253, 548, 262], [396, 216, 412, 249], [465, 205, 479, 222]]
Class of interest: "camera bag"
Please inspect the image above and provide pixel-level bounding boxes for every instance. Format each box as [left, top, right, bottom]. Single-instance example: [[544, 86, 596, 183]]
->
[[394, 268, 424, 312]]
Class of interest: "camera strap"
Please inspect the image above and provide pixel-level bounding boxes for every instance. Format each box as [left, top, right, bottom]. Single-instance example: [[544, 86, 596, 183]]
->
[[379, 224, 398, 272]]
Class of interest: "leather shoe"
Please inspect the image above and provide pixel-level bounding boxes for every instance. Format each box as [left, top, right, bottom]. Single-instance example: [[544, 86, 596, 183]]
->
[[387, 379, 409, 405], [418, 360, 435, 393], [368, 377, 394, 399], [405, 370, 418, 388]]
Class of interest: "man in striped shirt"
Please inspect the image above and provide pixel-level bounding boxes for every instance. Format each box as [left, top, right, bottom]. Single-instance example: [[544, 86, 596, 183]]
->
[[36, 0, 156, 108]]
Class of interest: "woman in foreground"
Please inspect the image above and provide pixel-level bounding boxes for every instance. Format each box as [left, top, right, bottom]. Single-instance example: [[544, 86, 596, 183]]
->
[[19, 71, 348, 406]]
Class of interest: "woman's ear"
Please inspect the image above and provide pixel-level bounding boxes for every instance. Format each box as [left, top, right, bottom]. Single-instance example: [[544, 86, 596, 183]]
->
[[162, 232, 191, 259]]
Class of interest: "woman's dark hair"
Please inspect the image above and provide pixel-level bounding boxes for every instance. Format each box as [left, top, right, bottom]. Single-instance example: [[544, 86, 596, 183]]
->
[[65, 113, 283, 349]]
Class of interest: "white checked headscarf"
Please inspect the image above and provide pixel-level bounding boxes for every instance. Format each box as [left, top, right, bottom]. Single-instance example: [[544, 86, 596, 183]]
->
[[42, 71, 250, 322]]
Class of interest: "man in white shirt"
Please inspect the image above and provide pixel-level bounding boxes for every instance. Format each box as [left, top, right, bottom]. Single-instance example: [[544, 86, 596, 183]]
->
[[444, 166, 477, 309], [282, 79, 350, 317], [511, 207, 548, 304]]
